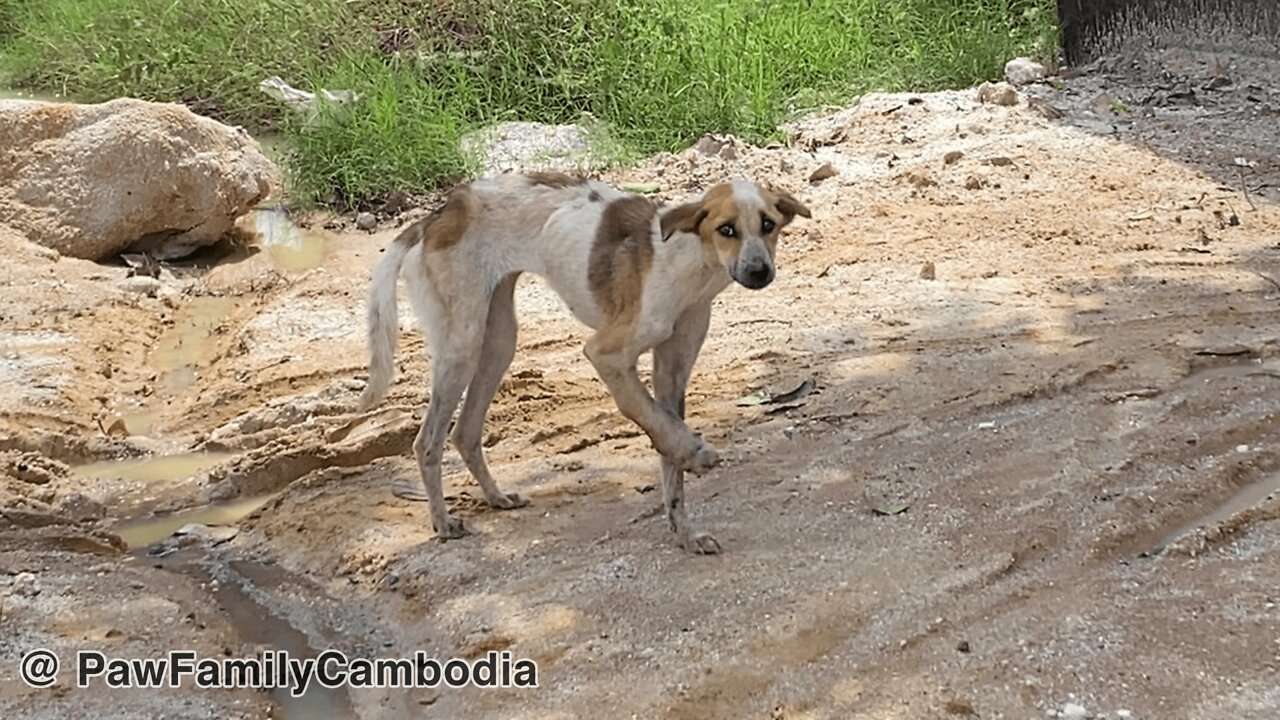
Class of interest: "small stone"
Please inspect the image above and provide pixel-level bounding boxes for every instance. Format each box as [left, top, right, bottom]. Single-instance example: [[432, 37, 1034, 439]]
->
[[174, 523, 240, 546], [808, 163, 838, 183], [11, 572, 40, 598], [977, 81, 1019, 106], [1004, 57, 1048, 86], [1236, 444, 1249, 453], [956, 639, 971, 653], [1115, 711, 1132, 719], [105, 417, 130, 438], [117, 275, 162, 298], [58, 493, 106, 521], [1061, 702, 1091, 720], [919, 261, 936, 280], [719, 143, 738, 161], [945, 697, 977, 716], [944, 151, 964, 165], [964, 175, 986, 191], [695, 135, 725, 156], [1027, 97, 1065, 120], [355, 212, 378, 232]]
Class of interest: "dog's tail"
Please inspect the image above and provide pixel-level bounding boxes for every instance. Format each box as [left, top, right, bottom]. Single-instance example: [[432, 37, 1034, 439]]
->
[[358, 229, 418, 411]]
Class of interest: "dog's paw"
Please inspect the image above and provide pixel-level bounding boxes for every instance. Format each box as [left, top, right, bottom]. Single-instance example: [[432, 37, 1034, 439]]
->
[[681, 443, 721, 475], [433, 514, 471, 541], [486, 492, 528, 510], [682, 531, 722, 555]]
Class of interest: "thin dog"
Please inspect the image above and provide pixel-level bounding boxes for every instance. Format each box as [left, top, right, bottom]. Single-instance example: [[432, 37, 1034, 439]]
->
[[359, 172, 811, 553]]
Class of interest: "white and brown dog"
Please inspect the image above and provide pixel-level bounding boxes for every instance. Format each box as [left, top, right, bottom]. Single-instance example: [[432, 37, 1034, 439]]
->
[[359, 171, 811, 553]]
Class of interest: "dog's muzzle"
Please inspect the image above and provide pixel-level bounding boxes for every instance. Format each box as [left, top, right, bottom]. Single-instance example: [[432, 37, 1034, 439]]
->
[[734, 257, 775, 290]]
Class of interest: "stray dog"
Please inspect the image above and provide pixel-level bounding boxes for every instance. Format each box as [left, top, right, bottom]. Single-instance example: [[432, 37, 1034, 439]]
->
[[359, 171, 811, 553]]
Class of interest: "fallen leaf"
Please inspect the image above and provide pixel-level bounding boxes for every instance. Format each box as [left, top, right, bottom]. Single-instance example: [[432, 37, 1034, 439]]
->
[[770, 378, 816, 405], [808, 163, 839, 183], [871, 503, 910, 516], [735, 391, 771, 407], [622, 182, 660, 194]]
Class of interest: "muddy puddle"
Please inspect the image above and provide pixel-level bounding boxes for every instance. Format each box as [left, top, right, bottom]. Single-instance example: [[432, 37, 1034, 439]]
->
[[253, 207, 327, 271], [151, 297, 239, 393], [115, 491, 280, 550], [131, 551, 358, 719], [72, 451, 231, 485], [1152, 471, 1280, 555], [70, 452, 273, 549], [206, 560, 358, 719]]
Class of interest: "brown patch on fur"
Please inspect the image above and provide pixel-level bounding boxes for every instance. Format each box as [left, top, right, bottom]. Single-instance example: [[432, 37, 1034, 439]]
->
[[589, 196, 657, 323], [659, 202, 707, 241], [661, 183, 812, 271], [527, 171, 587, 189], [408, 186, 474, 252], [766, 187, 813, 222]]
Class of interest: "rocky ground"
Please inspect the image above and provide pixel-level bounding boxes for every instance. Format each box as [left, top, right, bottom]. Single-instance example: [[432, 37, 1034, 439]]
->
[[3, 47, 1280, 720]]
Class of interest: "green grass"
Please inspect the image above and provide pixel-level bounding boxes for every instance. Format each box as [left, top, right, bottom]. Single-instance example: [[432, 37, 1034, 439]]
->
[[0, 0, 1057, 208]]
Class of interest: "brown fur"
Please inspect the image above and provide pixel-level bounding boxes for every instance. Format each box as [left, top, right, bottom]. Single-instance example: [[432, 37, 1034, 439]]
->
[[661, 185, 812, 266], [418, 187, 476, 252], [589, 196, 657, 323], [526, 171, 588, 189]]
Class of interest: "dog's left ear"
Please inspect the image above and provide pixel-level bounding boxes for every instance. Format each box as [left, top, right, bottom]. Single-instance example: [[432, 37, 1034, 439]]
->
[[660, 201, 707, 242], [771, 189, 812, 224]]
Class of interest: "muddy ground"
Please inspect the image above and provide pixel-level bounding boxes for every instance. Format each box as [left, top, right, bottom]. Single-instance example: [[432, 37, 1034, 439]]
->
[[3, 47, 1280, 719]]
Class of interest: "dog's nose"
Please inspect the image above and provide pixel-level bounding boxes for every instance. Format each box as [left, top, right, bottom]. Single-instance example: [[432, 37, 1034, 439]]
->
[[741, 260, 773, 289]]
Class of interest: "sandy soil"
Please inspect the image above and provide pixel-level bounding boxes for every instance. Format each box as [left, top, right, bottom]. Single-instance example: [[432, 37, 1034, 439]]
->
[[3, 51, 1280, 719]]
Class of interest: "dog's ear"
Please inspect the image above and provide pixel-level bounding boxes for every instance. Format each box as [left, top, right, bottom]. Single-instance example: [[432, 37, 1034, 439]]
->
[[659, 201, 707, 242], [771, 189, 812, 224]]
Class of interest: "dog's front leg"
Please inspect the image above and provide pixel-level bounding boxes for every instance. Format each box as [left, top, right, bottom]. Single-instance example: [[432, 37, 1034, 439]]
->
[[584, 328, 719, 475], [653, 303, 721, 554]]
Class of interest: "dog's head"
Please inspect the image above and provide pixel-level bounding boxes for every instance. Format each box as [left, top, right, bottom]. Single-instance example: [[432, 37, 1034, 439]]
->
[[658, 180, 811, 290]]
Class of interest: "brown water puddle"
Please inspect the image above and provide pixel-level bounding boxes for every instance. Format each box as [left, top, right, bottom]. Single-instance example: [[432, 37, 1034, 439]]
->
[[253, 207, 327, 271], [150, 296, 239, 394], [72, 452, 232, 485], [142, 554, 358, 719], [210, 561, 358, 719], [113, 491, 281, 549], [71, 452, 277, 549], [1153, 472, 1280, 554]]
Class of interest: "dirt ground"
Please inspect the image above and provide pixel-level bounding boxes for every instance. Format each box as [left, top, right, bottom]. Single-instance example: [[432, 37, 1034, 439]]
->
[[4, 48, 1280, 720]]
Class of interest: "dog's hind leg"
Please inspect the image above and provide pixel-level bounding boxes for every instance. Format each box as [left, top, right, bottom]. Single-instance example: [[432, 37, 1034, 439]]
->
[[408, 268, 492, 541], [450, 273, 529, 511], [652, 303, 721, 554]]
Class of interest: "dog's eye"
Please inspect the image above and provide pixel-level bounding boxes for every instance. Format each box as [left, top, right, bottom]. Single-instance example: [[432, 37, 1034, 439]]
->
[[761, 216, 776, 233], [717, 223, 737, 238]]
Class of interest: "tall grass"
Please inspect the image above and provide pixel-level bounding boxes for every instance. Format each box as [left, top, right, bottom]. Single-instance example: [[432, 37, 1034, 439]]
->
[[0, 0, 1057, 207]]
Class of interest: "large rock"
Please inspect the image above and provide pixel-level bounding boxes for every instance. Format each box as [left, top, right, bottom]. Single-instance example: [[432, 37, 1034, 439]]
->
[[0, 97, 276, 260]]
